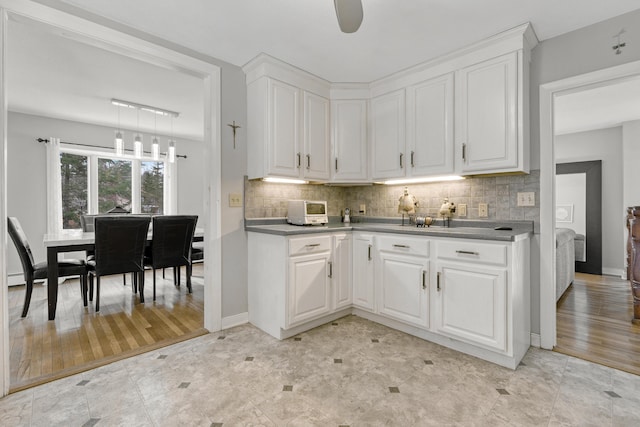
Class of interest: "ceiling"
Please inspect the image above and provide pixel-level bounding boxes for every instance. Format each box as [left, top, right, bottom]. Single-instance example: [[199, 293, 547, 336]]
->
[[7, 0, 640, 140]]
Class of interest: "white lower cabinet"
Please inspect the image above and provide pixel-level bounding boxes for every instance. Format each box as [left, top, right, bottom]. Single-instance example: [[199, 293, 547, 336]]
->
[[352, 233, 375, 311], [249, 229, 530, 369], [376, 235, 429, 328], [435, 262, 506, 351], [248, 232, 352, 339]]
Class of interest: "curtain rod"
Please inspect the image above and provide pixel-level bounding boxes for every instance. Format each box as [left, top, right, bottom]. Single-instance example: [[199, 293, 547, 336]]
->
[[36, 138, 187, 159]]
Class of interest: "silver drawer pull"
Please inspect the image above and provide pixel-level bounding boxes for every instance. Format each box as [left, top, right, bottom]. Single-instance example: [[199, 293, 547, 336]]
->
[[328, 261, 333, 278], [437, 272, 441, 291], [368, 244, 372, 261], [393, 244, 409, 248], [456, 250, 479, 255], [422, 270, 427, 289], [306, 243, 321, 248]]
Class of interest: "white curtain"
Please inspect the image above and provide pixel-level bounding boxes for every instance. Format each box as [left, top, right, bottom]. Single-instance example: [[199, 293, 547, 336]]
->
[[45, 137, 62, 234]]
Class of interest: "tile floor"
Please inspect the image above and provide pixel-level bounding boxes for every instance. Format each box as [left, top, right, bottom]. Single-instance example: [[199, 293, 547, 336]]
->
[[1, 315, 639, 426]]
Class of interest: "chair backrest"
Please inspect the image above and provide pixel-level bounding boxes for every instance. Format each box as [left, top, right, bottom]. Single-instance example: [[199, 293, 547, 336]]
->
[[151, 215, 198, 269], [7, 217, 35, 278], [93, 216, 151, 276], [80, 214, 98, 232]]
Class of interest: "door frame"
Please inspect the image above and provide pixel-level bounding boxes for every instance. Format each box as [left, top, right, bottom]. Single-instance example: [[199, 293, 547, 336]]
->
[[539, 60, 640, 350], [0, 0, 222, 396], [556, 160, 602, 275]]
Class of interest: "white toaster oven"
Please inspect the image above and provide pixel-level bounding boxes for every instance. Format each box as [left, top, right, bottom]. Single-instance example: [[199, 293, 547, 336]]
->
[[287, 200, 328, 225]]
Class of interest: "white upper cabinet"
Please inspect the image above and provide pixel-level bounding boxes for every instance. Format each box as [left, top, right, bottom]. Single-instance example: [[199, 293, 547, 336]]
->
[[371, 89, 406, 180], [331, 99, 368, 182], [303, 92, 331, 180], [456, 52, 526, 174], [269, 79, 300, 178], [406, 73, 455, 177]]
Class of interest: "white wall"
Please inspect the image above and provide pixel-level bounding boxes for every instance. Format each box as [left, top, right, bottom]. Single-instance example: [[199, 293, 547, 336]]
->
[[623, 120, 640, 210], [555, 173, 586, 236], [528, 8, 640, 334], [6, 111, 205, 277], [555, 126, 624, 274]]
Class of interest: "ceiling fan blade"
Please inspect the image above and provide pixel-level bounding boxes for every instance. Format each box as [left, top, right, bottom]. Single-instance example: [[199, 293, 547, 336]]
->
[[334, 0, 363, 33]]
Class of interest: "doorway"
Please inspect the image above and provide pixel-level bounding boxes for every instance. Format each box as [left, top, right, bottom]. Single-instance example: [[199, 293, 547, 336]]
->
[[0, 3, 222, 396], [539, 61, 640, 351]]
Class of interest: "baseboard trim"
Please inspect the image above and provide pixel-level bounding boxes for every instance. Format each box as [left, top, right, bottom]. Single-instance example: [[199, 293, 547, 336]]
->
[[530, 333, 541, 348], [221, 312, 249, 329], [602, 267, 624, 278]]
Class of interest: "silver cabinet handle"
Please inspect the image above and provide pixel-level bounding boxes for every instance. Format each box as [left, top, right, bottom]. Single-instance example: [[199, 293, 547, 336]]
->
[[411, 151, 415, 167], [335, 157, 338, 172], [297, 152, 301, 168], [437, 272, 441, 291], [422, 270, 427, 289], [456, 250, 479, 255], [462, 143, 466, 161], [306, 243, 320, 248], [368, 244, 372, 261], [306, 154, 310, 170], [399, 153, 404, 168], [393, 244, 409, 248], [328, 261, 333, 278]]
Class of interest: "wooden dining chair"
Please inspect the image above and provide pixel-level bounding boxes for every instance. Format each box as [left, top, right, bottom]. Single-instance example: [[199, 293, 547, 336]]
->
[[7, 217, 89, 317], [87, 216, 150, 311], [145, 215, 198, 300]]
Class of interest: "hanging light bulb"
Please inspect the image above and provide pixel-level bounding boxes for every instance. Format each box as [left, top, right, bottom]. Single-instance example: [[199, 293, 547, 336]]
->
[[151, 113, 159, 160], [114, 105, 124, 156], [134, 109, 143, 159], [168, 140, 176, 163], [168, 115, 176, 163]]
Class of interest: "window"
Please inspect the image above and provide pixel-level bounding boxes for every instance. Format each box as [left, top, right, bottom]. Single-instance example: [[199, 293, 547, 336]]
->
[[59, 148, 173, 230], [98, 158, 132, 213], [60, 153, 88, 229], [141, 161, 164, 214]]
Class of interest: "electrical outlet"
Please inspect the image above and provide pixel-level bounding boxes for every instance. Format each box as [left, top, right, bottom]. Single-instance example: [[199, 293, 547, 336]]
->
[[359, 204, 366, 215], [478, 203, 488, 218], [229, 193, 242, 207], [458, 204, 467, 217], [517, 192, 535, 207]]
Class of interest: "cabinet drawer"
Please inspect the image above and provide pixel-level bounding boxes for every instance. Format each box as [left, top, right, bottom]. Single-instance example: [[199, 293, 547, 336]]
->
[[437, 240, 507, 266], [289, 235, 332, 256], [377, 235, 429, 257]]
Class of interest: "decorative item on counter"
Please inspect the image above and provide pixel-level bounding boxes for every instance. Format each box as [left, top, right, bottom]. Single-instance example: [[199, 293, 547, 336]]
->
[[414, 216, 434, 228], [398, 186, 419, 226], [438, 198, 456, 227], [343, 207, 351, 224]]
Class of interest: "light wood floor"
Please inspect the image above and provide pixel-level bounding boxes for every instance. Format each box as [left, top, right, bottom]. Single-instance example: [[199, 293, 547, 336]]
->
[[555, 272, 640, 376], [8, 264, 205, 392]]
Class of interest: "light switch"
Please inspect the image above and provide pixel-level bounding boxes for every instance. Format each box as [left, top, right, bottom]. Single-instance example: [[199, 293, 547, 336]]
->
[[229, 193, 243, 207], [458, 204, 467, 217], [478, 203, 488, 218]]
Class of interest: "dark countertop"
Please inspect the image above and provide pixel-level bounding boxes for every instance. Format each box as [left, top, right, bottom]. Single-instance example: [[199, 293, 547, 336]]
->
[[245, 218, 533, 242]]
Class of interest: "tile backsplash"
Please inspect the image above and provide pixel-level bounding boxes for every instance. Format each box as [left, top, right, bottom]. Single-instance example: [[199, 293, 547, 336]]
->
[[244, 170, 540, 231]]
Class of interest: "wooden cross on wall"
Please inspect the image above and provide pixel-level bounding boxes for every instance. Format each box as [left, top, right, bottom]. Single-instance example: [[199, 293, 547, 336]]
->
[[227, 121, 241, 149]]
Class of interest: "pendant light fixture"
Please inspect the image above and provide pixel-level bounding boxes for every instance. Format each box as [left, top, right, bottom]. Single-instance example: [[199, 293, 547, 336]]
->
[[151, 113, 160, 161], [168, 114, 176, 163], [114, 105, 124, 156], [134, 108, 143, 159]]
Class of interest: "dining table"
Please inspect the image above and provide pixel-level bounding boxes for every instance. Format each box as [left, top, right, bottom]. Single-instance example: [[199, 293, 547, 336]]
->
[[43, 228, 204, 320]]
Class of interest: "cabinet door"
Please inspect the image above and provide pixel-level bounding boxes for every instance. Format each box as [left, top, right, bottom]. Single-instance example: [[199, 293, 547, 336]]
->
[[353, 233, 374, 311], [303, 92, 330, 180], [406, 73, 454, 176], [331, 100, 368, 181], [435, 262, 507, 351], [288, 251, 332, 327], [269, 79, 300, 178], [332, 233, 352, 310], [456, 52, 518, 173], [377, 252, 429, 328], [371, 90, 406, 180]]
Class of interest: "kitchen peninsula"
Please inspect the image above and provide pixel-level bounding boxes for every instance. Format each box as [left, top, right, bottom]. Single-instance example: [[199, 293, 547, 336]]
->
[[247, 218, 531, 369]]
